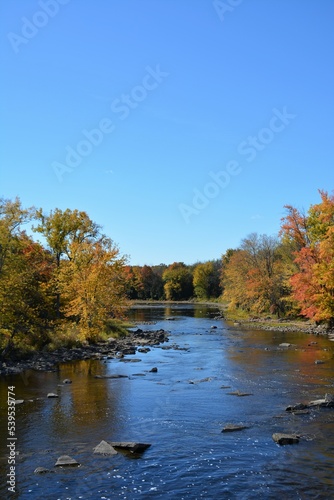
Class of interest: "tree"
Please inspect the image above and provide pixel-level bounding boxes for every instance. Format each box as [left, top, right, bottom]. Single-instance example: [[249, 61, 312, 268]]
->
[[222, 234, 287, 316], [34, 208, 102, 266], [139, 265, 164, 300], [0, 197, 34, 275], [281, 190, 334, 325], [124, 266, 143, 299], [193, 260, 222, 299], [58, 238, 128, 341], [0, 199, 55, 354], [163, 262, 193, 300], [33, 208, 103, 316]]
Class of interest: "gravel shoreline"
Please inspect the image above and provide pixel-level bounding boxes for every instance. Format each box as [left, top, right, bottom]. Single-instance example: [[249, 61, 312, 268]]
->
[[228, 318, 334, 336]]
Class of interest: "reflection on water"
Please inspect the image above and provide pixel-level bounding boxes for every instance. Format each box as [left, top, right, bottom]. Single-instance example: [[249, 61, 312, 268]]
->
[[1, 304, 334, 499]]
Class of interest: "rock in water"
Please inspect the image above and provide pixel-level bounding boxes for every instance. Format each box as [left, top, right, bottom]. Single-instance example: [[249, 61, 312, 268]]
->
[[93, 441, 118, 455], [286, 403, 307, 412], [272, 433, 299, 445], [63, 379, 72, 384], [109, 442, 151, 453], [55, 455, 80, 466], [222, 424, 249, 432], [47, 393, 58, 398], [34, 467, 51, 474], [325, 393, 334, 403]]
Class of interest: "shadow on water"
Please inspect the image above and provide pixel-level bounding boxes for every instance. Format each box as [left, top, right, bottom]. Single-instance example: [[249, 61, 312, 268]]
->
[[1, 303, 334, 499]]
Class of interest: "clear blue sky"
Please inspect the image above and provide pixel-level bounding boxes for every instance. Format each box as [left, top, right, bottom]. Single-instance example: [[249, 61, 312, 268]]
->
[[1, 0, 333, 265]]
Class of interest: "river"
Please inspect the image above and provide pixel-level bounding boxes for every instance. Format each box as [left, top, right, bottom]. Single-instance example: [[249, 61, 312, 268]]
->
[[1, 304, 334, 499]]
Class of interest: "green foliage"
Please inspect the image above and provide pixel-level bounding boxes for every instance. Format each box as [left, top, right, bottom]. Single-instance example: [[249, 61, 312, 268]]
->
[[193, 260, 222, 299], [163, 262, 194, 300]]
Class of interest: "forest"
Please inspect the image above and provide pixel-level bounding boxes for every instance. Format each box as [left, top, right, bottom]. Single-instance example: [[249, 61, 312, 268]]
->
[[0, 190, 333, 356]]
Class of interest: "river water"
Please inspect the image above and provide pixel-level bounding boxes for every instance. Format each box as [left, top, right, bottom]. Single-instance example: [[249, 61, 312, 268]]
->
[[1, 304, 334, 499]]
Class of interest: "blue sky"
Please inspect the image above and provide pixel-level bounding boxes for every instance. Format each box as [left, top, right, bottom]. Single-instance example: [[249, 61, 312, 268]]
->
[[1, 0, 333, 265]]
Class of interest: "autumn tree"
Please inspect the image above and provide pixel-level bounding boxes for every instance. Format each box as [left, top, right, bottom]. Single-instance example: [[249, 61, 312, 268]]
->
[[58, 238, 128, 341], [163, 262, 193, 300], [124, 266, 143, 299], [193, 260, 222, 299], [0, 199, 54, 354], [33, 208, 103, 317], [222, 233, 287, 316], [281, 190, 334, 326]]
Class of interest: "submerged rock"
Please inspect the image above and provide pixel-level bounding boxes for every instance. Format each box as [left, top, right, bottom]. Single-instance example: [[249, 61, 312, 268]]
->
[[279, 343, 292, 348], [119, 358, 142, 363], [47, 393, 58, 398], [55, 455, 80, 466], [227, 391, 253, 397], [34, 467, 51, 474], [272, 433, 299, 445], [222, 424, 249, 432], [93, 440, 117, 455], [94, 374, 128, 379], [62, 379, 72, 384]]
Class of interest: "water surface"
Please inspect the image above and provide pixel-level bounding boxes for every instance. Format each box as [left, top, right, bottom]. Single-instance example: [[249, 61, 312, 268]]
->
[[1, 304, 334, 499]]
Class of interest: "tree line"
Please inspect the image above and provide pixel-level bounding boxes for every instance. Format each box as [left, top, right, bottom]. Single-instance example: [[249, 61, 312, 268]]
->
[[124, 260, 222, 301], [1, 189, 333, 356]]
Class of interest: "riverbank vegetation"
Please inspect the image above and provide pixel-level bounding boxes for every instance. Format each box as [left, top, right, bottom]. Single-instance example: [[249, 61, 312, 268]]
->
[[1, 189, 333, 357], [0, 198, 128, 357]]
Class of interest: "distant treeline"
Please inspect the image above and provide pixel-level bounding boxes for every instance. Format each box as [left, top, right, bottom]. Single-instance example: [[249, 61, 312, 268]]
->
[[124, 260, 222, 301], [1, 190, 333, 356]]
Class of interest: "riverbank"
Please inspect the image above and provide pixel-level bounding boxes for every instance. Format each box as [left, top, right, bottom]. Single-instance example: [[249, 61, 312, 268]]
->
[[0, 328, 169, 376], [226, 317, 334, 336]]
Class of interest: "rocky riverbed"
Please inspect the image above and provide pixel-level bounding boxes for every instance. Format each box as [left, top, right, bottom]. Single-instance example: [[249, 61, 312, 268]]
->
[[0, 328, 169, 376]]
